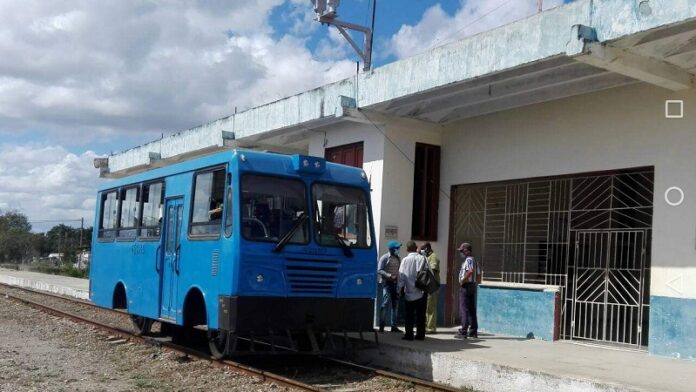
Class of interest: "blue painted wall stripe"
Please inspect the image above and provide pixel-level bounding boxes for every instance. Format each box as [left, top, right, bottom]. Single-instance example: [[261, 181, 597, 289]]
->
[[649, 295, 696, 360], [477, 286, 557, 341]]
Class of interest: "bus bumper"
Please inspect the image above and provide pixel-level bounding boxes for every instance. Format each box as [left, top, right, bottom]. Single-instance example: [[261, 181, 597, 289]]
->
[[217, 296, 375, 333]]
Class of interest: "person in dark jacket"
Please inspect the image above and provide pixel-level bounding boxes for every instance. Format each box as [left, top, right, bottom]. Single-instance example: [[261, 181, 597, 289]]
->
[[420, 242, 440, 333]]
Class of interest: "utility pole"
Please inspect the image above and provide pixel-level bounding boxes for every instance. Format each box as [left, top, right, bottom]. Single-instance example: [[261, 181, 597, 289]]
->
[[538, 0, 543, 13], [79, 217, 84, 269]]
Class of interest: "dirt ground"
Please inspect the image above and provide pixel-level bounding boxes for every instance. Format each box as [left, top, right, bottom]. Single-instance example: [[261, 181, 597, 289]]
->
[[0, 296, 294, 392]]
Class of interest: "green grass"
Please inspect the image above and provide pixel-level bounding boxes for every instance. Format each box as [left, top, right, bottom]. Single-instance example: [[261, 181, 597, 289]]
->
[[29, 263, 88, 278]]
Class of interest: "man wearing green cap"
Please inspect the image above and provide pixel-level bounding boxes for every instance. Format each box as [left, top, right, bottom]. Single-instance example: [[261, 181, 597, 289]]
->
[[377, 240, 402, 333]]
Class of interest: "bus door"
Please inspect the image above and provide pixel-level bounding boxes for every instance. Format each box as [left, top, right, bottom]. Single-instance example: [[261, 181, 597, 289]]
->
[[161, 197, 183, 320]]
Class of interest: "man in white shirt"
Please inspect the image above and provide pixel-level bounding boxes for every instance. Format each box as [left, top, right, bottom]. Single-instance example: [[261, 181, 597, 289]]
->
[[456, 242, 479, 339], [397, 241, 429, 340]]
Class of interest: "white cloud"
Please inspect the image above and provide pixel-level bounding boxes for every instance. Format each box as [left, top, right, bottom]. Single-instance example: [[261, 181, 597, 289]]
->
[[385, 0, 565, 60], [0, 0, 355, 144], [0, 144, 102, 231], [286, 0, 320, 36], [315, 26, 354, 61]]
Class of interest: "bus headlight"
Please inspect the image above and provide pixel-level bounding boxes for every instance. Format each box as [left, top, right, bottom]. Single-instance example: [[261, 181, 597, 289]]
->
[[256, 274, 264, 283], [356, 278, 363, 286]]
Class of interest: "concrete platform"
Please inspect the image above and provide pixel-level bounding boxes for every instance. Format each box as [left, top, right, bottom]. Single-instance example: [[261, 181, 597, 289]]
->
[[354, 328, 696, 392], [0, 268, 89, 299]]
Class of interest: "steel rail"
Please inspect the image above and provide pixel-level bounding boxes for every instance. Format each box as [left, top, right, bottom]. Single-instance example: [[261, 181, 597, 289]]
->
[[1, 289, 324, 392], [1, 283, 460, 392], [320, 356, 462, 392], [0, 283, 98, 306]]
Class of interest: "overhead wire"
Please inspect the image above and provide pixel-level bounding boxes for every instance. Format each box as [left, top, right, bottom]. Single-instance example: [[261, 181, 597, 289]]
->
[[28, 219, 83, 224], [359, 110, 452, 202]]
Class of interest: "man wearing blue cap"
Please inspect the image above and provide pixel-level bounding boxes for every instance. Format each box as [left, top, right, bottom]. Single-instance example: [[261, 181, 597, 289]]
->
[[377, 240, 402, 333]]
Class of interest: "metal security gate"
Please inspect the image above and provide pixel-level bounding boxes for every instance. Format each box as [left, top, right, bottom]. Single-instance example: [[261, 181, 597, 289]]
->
[[571, 230, 646, 346], [448, 167, 653, 346]]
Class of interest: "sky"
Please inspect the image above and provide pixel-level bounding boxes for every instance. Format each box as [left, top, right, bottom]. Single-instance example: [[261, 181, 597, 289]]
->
[[0, 0, 568, 232]]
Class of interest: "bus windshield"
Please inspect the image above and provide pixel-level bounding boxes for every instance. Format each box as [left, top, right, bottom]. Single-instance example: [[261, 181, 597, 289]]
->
[[241, 175, 308, 244], [313, 183, 372, 249]]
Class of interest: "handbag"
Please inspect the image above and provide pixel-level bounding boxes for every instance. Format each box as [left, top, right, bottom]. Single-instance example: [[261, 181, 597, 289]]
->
[[415, 256, 440, 294]]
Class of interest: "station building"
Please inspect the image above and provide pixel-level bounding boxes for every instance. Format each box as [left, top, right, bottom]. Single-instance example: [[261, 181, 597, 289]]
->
[[98, 0, 696, 359]]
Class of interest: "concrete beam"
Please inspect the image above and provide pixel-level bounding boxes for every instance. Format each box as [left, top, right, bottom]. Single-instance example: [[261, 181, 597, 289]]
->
[[373, 57, 575, 113], [435, 72, 636, 123], [93, 157, 109, 177], [103, 92, 357, 177], [386, 62, 604, 119], [224, 140, 306, 155], [575, 42, 695, 91]]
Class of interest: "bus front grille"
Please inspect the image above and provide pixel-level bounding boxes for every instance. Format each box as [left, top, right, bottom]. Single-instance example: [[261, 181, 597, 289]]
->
[[285, 258, 339, 295]]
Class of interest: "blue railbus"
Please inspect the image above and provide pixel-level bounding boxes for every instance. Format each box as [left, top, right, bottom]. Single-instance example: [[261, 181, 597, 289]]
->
[[90, 150, 376, 357]]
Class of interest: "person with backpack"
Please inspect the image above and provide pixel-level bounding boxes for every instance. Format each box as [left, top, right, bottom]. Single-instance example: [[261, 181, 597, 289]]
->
[[397, 241, 429, 341]]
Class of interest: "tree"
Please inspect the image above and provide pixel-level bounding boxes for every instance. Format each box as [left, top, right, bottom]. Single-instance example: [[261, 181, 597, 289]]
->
[[31, 232, 50, 257], [0, 210, 34, 263], [43, 224, 93, 264], [45, 224, 77, 263], [0, 210, 31, 233]]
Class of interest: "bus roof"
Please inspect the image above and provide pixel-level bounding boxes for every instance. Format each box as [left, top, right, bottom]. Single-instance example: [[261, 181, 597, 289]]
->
[[96, 149, 369, 192]]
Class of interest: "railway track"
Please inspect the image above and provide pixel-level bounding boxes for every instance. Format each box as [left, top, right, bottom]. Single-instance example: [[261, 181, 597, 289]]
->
[[0, 283, 462, 392]]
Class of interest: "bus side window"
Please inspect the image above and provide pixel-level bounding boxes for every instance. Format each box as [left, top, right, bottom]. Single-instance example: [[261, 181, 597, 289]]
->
[[224, 186, 233, 237], [140, 181, 164, 238], [118, 186, 140, 240], [190, 168, 225, 236], [166, 205, 175, 253], [98, 190, 119, 240]]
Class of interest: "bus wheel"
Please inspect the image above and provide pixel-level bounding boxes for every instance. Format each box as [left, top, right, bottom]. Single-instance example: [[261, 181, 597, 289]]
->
[[208, 329, 228, 359], [130, 315, 153, 336]]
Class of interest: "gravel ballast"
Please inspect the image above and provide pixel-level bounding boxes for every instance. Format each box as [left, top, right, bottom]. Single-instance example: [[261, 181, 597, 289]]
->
[[0, 285, 444, 391], [0, 295, 294, 392]]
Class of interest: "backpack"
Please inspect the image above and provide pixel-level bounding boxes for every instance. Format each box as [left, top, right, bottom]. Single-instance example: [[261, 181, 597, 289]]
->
[[415, 255, 440, 294]]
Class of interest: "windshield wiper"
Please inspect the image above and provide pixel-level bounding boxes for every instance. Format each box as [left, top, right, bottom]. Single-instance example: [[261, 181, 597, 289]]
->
[[333, 232, 353, 257], [272, 212, 308, 253]]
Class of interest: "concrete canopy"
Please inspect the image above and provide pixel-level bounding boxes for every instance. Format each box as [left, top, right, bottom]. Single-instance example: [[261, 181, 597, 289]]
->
[[100, 0, 696, 178]]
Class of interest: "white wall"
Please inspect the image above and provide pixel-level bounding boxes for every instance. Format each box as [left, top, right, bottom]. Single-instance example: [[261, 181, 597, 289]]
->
[[438, 83, 696, 299], [379, 114, 443, 262]]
